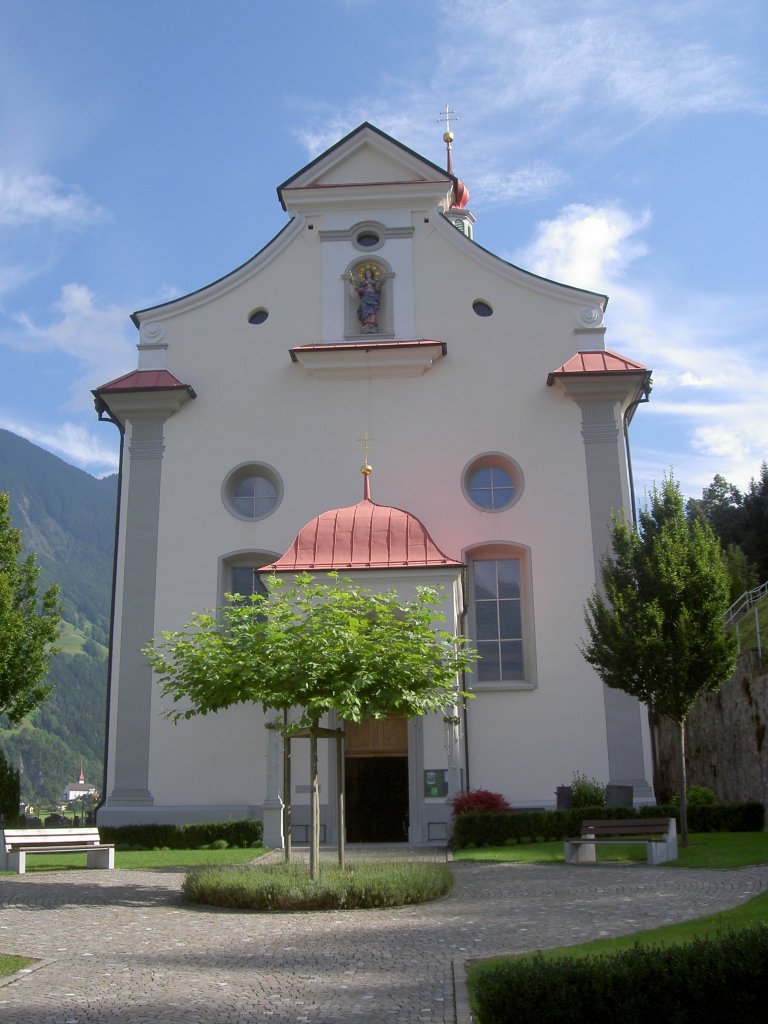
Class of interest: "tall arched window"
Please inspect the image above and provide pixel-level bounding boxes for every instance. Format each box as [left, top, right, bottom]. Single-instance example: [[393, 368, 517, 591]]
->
[[219, 551, 279, 605], [465, 543, 536, 691]]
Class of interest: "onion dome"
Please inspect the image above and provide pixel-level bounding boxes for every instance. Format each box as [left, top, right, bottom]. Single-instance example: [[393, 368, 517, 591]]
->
[[451, 176, 470, 209], [264, 467, 462, 571]]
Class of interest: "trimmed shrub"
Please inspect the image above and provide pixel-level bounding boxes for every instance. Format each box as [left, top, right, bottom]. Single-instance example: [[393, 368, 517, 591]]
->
[[451, 802, 764, 849], [452, 789, 512, 816], [182, 860, 453, 911], [99, 819, 263, 850], [471, 926, 768, 1024], [570, 772, 606, 808], [671, 785, 718, 808]]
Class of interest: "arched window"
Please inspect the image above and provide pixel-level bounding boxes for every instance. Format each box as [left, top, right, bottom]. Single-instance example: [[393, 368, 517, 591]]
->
[[465, 543, 536, 691], [219, 551, 279, 605]]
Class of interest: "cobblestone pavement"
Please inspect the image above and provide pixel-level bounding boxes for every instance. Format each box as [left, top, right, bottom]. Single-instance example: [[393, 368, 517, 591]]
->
[[1, 853, 767, 1023]]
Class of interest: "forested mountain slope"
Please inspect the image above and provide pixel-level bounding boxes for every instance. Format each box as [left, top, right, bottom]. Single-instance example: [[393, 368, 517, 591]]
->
[[0, 429, 117, 805]]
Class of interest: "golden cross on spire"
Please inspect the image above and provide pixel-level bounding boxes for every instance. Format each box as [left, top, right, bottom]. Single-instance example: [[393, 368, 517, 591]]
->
[[438, 105, 459, 174], [356, 433, 374, 472], [438, 104, 459, 139]]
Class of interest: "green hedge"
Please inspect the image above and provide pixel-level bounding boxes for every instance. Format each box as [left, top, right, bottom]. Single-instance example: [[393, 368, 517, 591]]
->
[[451, 802, 764, 849], [472, 926, 768, 1024], [98, 819, 263, 851]]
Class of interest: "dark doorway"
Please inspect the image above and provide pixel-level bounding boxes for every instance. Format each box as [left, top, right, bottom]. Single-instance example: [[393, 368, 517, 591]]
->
[[345, 756, 409, 842]]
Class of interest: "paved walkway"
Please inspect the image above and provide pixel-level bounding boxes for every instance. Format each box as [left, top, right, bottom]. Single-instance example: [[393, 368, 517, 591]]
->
[[1, 850, 767, 1023]]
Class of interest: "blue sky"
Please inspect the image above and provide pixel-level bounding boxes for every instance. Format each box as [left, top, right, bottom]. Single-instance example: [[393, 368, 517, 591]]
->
[[1, 0, 766, 500]]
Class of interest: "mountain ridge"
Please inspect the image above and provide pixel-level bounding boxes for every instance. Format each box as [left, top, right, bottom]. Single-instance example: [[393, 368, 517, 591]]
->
[[0, 428, 116, 806]]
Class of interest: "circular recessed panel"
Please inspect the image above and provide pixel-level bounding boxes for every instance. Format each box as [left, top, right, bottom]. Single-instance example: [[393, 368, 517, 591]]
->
[[472, 299, 493, 317], [462, 454, 523, 512], [222, 463, 283, 520], [248, 308, 269, 325]]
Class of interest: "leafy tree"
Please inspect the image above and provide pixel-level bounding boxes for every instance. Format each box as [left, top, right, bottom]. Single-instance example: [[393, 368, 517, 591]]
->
[[146, 572, 476, 876], [687, 464, 768, 599], [581, 476, 738, 844], [722, 542, 759, 605], [686, 473, 744, 550], [741, 462, 768, 580], [0, 747, 20, 822], [0, 492, 61, 723]]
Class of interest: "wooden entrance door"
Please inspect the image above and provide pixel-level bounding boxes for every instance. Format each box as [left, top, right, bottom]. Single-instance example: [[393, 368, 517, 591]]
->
[[344, 717, 409, 842]]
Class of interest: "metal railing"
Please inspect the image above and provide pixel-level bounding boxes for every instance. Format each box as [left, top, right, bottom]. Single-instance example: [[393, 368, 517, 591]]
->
[[725, 580, 768, 660]]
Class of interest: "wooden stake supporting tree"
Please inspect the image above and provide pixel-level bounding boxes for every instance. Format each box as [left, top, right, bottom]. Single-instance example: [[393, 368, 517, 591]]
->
[[145, 572, 476, 878]]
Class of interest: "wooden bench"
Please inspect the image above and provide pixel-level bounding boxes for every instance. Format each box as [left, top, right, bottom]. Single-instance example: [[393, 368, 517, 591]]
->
[[1, 828, 115, 874], [564, 817, 678, 865]]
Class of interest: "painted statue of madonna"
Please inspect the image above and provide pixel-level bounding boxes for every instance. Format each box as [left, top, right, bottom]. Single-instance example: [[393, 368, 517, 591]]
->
[[350, 266, 382, 333]]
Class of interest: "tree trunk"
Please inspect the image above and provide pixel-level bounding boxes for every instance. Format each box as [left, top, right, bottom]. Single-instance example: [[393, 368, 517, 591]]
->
[[282, 721, 292, 864], [677, 716, 689, 847], [310, 722, 320, 880], [336, 732, 345, 869]]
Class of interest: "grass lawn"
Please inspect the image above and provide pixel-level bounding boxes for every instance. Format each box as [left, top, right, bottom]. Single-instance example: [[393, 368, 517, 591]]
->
[[734, 590, 768, 655], [0, 847, 267, 874], [0, 954, 35, 979], [453, 831, 768, 868]]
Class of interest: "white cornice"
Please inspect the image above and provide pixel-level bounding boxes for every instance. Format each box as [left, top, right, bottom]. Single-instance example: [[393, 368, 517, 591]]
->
[[282, 181, 453, 214], [431, 213, 608, 308], [131, 214, 306, 326]]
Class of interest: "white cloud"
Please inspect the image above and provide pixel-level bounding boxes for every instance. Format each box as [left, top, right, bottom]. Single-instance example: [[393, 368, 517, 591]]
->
[[515, 198, 768, 496], [514, 202, 652, 292], [0, 416, 119, 475], [2, 283, 136, 413], [473, 162, 569, 204], [0, 172, 106, 227], [440, 1, 765, 132], [292, 1, 765, 192]]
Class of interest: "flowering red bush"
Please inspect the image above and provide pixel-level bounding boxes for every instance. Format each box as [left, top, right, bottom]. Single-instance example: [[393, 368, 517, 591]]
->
[[451, 789, 512, 816]]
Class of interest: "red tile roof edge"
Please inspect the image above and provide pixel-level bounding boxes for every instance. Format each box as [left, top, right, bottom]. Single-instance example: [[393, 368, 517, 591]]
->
[[546, 348, 650, 386], [290, 340, 446, 361], [94, 369, 196, 395]]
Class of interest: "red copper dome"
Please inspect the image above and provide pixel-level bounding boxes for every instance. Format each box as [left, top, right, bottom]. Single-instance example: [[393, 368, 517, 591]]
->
[[264, 476, 461, 571]]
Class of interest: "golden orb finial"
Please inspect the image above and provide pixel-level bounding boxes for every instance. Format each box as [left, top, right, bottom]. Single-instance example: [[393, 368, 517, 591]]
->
[[443, 130, 454, 143], [361, 462, 373, 476]]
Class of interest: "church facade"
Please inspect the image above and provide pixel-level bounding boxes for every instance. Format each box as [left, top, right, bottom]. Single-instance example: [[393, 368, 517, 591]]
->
[[94, 123, 654, 844]]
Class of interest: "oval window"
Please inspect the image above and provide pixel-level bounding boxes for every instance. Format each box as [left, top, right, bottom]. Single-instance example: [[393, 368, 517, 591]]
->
[[248, 308, 269, 325], [356, 231, 380, 248], [472, 300, 493, 317]]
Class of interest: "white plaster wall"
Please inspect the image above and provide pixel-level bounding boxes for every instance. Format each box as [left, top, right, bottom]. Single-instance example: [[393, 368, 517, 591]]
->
[[130, 176, 632, 811]]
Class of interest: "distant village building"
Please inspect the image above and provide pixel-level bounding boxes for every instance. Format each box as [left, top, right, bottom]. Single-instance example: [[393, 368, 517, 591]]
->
[[94, 122, 654, 845], [64, 767, 98, 804]]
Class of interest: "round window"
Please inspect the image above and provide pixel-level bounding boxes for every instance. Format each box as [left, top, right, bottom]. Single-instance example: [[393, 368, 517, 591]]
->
[[248, 308, 269, 325], [462, 454, 523, 512], [472, 300, 493, 317], [356, 231, 380, 248], [223, 463, 283, 520]]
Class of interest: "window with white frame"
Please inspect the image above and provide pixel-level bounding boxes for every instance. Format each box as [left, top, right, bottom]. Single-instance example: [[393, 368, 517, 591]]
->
[[466, 544, 536, 690]]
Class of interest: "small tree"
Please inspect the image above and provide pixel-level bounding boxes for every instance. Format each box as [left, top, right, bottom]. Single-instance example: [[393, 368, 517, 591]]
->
[[0, 492, 61, 723], [146, 573, 476, 876], [581, 476, 738, 844]]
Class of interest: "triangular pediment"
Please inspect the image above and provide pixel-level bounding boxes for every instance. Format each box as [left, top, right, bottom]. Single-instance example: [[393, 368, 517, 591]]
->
[[278, 123, 453, 213]]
